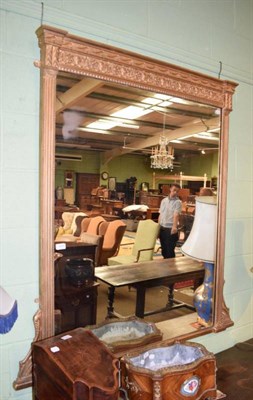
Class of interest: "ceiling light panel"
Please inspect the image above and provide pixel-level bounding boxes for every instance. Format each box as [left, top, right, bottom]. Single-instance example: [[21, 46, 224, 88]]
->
[[170, 139, 183, 144], [159, 101, 173, 107], [86, 120, 117, 130], [153, 93, 172, 100], [194, 133, 219, 141], [112, 105, 152, 119], [141, 97, 162, 105]]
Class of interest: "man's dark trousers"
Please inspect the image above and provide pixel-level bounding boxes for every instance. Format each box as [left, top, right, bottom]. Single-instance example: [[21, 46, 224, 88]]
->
[[159, 226, 179, 258]]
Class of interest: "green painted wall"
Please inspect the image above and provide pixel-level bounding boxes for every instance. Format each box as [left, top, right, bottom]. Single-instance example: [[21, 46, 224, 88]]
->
[[55, 148, 100, 193], [55, 150, 218, 195], [180, 152, 218, 178], [106, 154, 152, 187]]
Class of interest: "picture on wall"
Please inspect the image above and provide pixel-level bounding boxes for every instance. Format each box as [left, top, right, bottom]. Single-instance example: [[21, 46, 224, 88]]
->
[[64, 171, 74, 188], [108, 177, 116, 191]]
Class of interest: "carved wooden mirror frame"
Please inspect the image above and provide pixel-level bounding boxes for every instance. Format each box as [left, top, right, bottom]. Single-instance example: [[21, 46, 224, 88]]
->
[[14, 25, 237, 390]]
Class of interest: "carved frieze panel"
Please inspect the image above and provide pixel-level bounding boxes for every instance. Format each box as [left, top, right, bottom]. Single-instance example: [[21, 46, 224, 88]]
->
[[36, 25, 237, 110]]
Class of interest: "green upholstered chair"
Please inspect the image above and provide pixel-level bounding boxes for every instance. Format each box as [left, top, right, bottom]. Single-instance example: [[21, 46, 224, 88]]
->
[[108, 219, 160, 266]]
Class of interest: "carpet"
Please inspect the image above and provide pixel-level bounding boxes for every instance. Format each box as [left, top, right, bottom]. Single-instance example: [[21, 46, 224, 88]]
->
[[96, 281, 194, 325]]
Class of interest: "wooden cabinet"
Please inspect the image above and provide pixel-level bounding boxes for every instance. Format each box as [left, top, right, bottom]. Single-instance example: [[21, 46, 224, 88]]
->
[[55, 282, 99, 333], [54, 243, 98, 333], [77, 194, 91, 208], [76, 173, 100, 208]]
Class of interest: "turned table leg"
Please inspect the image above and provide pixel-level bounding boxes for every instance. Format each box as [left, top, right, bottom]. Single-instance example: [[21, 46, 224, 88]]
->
[[106, 286, 116, 318], [135, 285, 146, 318], [167, 284, 175, 308]]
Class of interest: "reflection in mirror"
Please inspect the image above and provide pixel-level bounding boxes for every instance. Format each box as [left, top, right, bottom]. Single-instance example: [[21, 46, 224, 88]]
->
[[54, 73, 220, 337]]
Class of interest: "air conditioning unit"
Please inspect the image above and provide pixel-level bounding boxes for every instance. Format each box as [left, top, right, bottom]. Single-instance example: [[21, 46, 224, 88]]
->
[[55, 153, 82, 162]]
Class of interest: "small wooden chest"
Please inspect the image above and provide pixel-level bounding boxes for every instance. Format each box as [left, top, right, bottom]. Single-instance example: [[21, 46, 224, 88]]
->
[[33, 328, 119, 400]]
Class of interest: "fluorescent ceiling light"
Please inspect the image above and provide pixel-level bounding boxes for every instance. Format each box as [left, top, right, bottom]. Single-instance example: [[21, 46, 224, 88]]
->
[[86, 120, 117, 130], [207, 127, 220, 133], [142, 96, 172, 107], [176, 131, 219, 141], [78, 127, 114, 135], [170, 96, 192, 105], [153, 93, 171, 101], [176, 134, 194, 140], [170, 139, 183, 144], [159, 100, 173, 107], [194, 134, 219, 141], [118, 123, 140, 129], [112, 105, 152, 119], [141, 97, 161, 105], [84, 94, 173, 133]]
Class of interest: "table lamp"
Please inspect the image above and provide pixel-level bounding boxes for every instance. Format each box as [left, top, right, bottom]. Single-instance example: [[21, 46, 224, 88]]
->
[[181, 196, 217, 327]]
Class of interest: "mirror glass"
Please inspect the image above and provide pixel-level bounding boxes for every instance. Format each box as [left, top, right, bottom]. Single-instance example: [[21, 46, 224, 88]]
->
[[54, 72, 220, 338]]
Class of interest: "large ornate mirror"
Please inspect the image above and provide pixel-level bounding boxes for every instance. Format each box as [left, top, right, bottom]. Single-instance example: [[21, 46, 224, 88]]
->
[[14, 25, 237, 389]]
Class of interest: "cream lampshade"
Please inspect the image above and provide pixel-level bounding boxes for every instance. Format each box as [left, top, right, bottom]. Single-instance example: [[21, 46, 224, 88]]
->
[[181, 196, 217, 327], [181, 196, 217, 262]]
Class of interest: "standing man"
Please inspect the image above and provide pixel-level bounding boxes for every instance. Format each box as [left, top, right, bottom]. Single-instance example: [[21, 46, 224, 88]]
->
[[158, 183, 182, 258]]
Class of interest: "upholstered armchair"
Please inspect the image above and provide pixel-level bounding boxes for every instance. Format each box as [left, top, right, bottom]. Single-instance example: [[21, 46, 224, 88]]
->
[[80, 215, 106, 235], [108, 220, 160, 266], [98, 220, 127, 266], [78, 232, 104, 267], [55, 212, 87, 242]]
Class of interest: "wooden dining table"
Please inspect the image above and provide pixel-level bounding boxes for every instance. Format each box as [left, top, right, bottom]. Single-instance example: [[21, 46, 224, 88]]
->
[[95, 256, 205, 319]]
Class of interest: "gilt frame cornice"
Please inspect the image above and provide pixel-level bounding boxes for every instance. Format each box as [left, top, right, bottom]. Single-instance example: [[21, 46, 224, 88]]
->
[[36, 25, 236, 110]]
